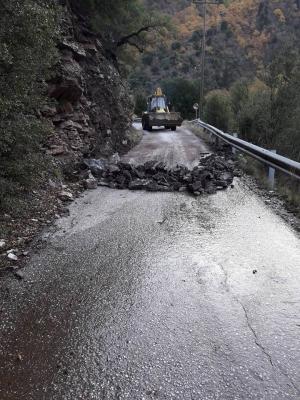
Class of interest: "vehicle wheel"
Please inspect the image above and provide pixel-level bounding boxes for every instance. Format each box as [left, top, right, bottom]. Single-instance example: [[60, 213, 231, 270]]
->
[[148, 126, 152, 131], [171, 127, 176, 131]]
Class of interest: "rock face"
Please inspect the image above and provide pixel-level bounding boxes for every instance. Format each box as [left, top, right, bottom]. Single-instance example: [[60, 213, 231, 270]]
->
[[95, 154, 236, 195], [44, 2, 133, 169]]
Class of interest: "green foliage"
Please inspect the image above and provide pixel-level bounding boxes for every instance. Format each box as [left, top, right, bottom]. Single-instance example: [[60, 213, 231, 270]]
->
[[161, 58, 171, 70], [229, 79, 249, 129], [171, 41, 181, 51], [134, 93, 147, 116], [228, 48, 300, 161], [142, 53, 154, 65], [238, 90, 272, 146], [204, 90, 233, 131], [0, 0, 58, 210], [161, 78, 199, 119], [73, 0, 170, 54]]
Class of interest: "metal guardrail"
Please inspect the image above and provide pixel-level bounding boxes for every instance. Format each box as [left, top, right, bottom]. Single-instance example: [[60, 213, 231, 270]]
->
[[191, 119, 300, 181]]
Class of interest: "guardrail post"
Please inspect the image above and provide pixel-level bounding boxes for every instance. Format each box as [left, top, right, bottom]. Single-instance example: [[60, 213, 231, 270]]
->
[[268, 150, 276, 189], [232, 133, 238, 155]]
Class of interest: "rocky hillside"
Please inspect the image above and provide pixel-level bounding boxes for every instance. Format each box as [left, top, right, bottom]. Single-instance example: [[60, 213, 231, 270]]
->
[[131, 0, 300, 92], [0, 0, 137, 265], [45, 1, 134, 171]]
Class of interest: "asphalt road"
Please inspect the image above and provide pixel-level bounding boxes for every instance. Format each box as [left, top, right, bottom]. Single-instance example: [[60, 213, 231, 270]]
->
[[1, 125, 300, 400], [124, 124, 209, 169]]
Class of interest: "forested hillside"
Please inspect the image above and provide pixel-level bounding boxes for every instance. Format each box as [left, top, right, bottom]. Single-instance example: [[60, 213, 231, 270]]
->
[[131, 0, 300, 92], [130, 0, 300, 164]]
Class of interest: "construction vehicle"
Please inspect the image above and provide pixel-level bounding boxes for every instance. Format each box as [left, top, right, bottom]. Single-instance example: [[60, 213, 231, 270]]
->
[[142, 88, 183, 131]]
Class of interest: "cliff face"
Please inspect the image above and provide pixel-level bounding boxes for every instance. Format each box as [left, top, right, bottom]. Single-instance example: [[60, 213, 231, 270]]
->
[[44, 2, 133, 168]]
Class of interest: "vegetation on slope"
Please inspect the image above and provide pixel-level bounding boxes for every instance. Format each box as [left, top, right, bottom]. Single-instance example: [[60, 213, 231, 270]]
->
[[203, 48, 300, 162], [0, 0, 168, 213], [0, 0, 58, 211], [131, 0, 300, 165], [130, 0, 300, 93]]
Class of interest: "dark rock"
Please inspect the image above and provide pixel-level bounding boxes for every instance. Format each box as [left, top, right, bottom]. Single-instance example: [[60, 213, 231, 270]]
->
[[129, 179, 151, 190], [109, 153, 121, 164], [183, 173, 193, 183], [41, 106, 57, 118], [47, 145, 65, 156], [108, 164, 120, 174], [215, 180, 228, 188], [58, 190, 74, 201], [144, 160, 157, 172], [13, 270, 25, 280], [83, 158, 107, 177], [48, 78, 83, 103], [191, 181, 203, 193], [58, 41, 87, 60], [179, 186, 187, 192], [98, 179, 110, 187], [84, 174, 97, 190], [122, 170, 132, 182], [206, 184, 217, 194], [99, 154, 235, 196], [146, 183, 171, 192], [219, 171, 233, 182]]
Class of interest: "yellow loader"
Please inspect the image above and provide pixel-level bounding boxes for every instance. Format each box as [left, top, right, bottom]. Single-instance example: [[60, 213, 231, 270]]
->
[[142, 88, 183, 131]]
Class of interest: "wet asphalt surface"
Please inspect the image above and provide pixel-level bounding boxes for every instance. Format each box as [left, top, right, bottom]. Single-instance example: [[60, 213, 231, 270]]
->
[[124, 124, 209, 169], [1, 125, 300, 400]]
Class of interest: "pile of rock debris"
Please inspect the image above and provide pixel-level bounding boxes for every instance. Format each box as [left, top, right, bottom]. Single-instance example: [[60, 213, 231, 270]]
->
[[82, 153, 236, 196]]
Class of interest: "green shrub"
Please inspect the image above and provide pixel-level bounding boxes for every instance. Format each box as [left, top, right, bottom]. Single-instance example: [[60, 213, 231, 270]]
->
[[142, 53, 154, 65], [171, 41, 181, 51], [0, 0, 58, 211], [134, 93, 147, 116], [161, 78, 199, 119], [204, 90, 233, 131]]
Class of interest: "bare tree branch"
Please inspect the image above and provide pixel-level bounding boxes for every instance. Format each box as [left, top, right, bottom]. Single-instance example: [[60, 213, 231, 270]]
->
[[116, 24, 160, 48]]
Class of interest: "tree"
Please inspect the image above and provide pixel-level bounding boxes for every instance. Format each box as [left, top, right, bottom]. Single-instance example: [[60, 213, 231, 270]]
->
[[230, 79, 249, 129], [134, 93, 148, 116], [204, 90, 233, 131], [71, 0, 170, 55], [238, 90, 271, 146], [161, 78, 199, 119], [229, 47, 300, 161]]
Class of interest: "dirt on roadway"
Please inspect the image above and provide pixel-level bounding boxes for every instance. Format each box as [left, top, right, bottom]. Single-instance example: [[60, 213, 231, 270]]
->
[[124, 124, 209, 168]]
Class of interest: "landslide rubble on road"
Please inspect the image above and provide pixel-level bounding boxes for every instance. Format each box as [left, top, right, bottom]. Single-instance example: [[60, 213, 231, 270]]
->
[[83, 153, 237, 196]]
